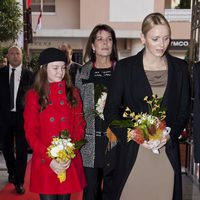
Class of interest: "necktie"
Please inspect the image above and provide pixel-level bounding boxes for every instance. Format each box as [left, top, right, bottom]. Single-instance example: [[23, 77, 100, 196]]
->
[[10, 68, 15, 110]]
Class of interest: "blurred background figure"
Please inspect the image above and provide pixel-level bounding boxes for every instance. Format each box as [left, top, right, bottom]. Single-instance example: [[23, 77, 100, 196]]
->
[[59, 42, 82, 85], [0, 57, 8, 68], [193, 62, 200, 164]]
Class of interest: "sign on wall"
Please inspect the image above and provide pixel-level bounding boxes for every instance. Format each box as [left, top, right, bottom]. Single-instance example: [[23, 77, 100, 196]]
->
[[170, 39, 190, 50]]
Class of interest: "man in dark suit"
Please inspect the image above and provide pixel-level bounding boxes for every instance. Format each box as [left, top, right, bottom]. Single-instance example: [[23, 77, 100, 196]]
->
[[0, 45, 34, 194], [59, 42, 82, 85]]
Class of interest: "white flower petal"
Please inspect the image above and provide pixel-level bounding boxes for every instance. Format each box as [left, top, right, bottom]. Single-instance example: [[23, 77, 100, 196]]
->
[[50, 144, 63, 157]]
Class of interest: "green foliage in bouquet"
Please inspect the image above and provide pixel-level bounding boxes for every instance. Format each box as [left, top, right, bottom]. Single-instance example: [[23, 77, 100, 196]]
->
[[112, 94, 166, 128], [59, 129, 87, 150]]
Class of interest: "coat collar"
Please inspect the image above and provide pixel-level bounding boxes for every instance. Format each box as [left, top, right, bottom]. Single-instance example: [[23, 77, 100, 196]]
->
[[80, 61, 93, 80], [133, 49, 182, 109]]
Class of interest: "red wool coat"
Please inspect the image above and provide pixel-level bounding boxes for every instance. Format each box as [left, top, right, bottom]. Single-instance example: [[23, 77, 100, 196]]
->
[[24, 81, 86, 194]]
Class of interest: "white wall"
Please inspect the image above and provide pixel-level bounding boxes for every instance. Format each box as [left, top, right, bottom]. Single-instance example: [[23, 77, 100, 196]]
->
[[109, 0, 154, 22]]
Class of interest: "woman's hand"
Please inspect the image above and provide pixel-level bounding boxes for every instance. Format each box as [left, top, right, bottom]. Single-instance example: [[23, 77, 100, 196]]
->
[[156, 134, 171, 149], [50, 159, 71, 174], [141, 141, 154, 149], [141, 134, 171, 150]]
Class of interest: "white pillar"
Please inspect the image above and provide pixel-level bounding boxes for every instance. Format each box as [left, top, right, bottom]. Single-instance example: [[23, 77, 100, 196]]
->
[[15, 0, 24, 48]]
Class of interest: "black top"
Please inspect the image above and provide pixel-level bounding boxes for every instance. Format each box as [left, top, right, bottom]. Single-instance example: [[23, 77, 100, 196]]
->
[[88, 66, 113, 167], [69, 62, 81, 85]]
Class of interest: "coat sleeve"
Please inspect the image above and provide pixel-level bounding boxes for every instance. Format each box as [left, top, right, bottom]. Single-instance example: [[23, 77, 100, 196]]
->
[[72, 88, 86, 141], [24, 90, 51, 165], [193, 63, 200, 163], [104, 61, 128, 142], [169, 61, 191, 143]]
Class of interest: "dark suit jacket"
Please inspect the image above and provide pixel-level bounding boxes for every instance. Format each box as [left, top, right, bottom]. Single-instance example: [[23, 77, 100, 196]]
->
[[69, 61, 81, 85], [193, 63, 200, 163], [0, 66, 34, 128], [104, 49, 190, 200]]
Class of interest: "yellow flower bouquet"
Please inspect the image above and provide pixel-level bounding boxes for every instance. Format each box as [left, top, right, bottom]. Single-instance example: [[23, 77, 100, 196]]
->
[[47, 129, 86, 183], [112, 95, 170, 154]]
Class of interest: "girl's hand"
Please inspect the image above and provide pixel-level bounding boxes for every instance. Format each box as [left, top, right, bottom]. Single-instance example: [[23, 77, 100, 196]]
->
[[50, 159, 71, 174], [60, 159, 71, 170]]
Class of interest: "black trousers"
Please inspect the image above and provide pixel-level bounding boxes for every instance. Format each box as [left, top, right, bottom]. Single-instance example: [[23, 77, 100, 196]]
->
[[40, 194, 70, 200], [83, 166, 114, 200], [2, 112, 28, 184]]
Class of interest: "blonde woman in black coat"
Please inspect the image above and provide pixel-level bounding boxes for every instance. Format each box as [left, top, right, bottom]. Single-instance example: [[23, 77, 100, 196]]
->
[[104, 12, 190, 200]]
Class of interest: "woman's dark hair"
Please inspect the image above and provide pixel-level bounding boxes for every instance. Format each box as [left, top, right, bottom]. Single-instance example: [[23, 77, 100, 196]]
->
[[33, 64, 77, 111], [84, 24, 118, 63]]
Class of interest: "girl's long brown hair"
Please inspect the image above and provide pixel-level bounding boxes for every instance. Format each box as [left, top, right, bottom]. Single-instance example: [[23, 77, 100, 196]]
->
[[33, 64, 77, 111]]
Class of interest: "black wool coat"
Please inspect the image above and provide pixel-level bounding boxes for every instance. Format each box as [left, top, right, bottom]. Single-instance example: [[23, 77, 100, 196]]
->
[[193, 62, 200, 163], [104, 49, 190, 200]]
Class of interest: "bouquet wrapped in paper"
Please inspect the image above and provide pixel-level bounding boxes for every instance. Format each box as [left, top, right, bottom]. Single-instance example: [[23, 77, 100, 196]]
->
[[47, 129, 86, 182], [112, 95, 170, 154]]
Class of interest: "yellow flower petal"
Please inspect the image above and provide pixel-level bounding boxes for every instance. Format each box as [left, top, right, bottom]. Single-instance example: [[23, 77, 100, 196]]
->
[[57, 171, 66, 183], [123, 112, 128, 118], [144, 96, 148, 101], [125, 107, 131, 112]]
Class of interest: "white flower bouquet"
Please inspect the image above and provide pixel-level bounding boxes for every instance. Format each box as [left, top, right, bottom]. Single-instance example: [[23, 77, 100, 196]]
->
[[94, 84, 108, 120]]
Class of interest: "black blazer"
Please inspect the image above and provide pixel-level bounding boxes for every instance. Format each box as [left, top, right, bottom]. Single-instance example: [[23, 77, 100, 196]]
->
[[0, 66, 34, 127], [104, 49, 190, 200], [193, 63, 200, 163], [69, 61, 81, 85]]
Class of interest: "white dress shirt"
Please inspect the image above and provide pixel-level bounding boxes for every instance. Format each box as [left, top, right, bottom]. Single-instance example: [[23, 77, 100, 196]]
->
[[9, 64, 22, 111]]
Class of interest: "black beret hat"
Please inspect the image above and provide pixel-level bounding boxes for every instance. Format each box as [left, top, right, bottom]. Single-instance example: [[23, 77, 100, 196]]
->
[[39, 47, 67, 65]]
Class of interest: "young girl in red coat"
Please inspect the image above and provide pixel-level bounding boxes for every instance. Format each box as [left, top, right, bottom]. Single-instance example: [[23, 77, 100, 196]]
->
[[24, 48, 86, 200]]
